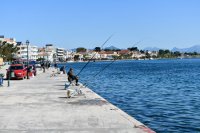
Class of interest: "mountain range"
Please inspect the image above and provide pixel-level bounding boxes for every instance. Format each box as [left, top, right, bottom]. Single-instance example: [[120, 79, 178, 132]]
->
[[171, 45, 200, 53], [71, 45, 200, 53], [104, 46, 120, 50], [143, 45, 200, 53]]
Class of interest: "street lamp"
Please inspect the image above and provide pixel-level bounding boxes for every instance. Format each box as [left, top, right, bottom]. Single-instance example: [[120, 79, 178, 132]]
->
[[26, 40, 30, 79]]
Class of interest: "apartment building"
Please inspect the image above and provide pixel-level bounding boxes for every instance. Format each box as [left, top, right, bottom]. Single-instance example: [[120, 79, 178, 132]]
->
[[56, 48, 65, 61], [37, 47, 48, 61], [64, 50, 72, 59], [16, 42, 38, 61], [45, 44, 56, 62]]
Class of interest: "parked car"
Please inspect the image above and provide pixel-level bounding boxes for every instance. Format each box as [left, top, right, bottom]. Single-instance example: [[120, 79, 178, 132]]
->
[[6, 64, 27, 80], [35, 62, 41, 68]]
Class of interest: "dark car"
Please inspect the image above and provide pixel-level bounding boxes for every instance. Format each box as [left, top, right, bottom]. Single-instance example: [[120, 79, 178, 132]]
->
[[35, 62, 41, 68]]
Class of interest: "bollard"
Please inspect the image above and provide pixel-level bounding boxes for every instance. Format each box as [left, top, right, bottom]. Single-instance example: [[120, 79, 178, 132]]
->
[[8, 71, 10, 87]]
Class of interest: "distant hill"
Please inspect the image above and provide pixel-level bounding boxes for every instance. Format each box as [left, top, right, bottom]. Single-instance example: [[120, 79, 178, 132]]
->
[[171, 45, 200, 53], [143, 47, 160, 51], [104, 46, 120, 50]]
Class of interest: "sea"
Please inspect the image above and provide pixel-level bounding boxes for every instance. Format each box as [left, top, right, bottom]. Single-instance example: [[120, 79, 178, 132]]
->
[[59, 59, 200, 133]]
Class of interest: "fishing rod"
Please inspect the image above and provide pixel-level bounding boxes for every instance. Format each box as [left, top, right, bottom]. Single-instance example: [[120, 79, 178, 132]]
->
[[93, 59, 116, 78], [129, 40, 142, 50], [92, 41, 142, 78], [76, 34, 114, 76], [91, 41, 142, 79], [82, 58, 118, 87], [133, 41, 142, 47], [82, 41, 143, 87]]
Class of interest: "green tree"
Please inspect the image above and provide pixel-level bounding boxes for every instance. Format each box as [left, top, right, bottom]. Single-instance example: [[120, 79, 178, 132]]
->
[[74, 55, 79, 61], [173, 51, 181, 57], [145, 51, 151, 58], [193, 52, 198, 55], [104, 49, 111, 51], [158, 49, 172, 58], [128, 47, 139, 51], [94, 47, 101, 52], [140, 50, 145, 54], [76, 47, 86, 53], [0, 41, 19, 61]]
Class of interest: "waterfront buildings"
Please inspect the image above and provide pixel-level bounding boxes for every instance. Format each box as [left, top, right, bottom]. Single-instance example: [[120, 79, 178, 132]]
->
[[16, 43, 76, 62], [16, 42, 38, 61], [1, 35, 159, 62]]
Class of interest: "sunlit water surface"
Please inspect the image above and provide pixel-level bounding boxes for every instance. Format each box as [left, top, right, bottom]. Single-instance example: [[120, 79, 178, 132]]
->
[[59, 59, 200, 133]]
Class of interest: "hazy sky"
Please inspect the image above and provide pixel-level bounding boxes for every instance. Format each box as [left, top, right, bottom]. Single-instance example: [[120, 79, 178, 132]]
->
[[1, 0, 200, 49]]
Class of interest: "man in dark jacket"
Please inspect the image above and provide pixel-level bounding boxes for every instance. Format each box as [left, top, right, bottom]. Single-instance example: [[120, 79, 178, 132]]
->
[[67, 68, 79, 86]]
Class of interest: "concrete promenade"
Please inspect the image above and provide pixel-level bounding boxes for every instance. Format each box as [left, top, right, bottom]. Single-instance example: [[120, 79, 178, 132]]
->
[[0, 67, 155, 133]]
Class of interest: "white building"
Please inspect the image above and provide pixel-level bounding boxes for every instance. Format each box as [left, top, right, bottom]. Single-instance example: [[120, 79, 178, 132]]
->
[[64, 50, 74, 61], [16, 42, 38, 61], [86, 51, 100, 59], [56, 48, 65, 61], [65, 50, 72, 59], [45, 44, 56, 62], [31, 46, 38, 60], [131, 51, 145, 59]]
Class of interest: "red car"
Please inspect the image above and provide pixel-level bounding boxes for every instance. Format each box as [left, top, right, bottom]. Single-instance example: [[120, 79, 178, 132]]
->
[[6, 64, 27, 80]]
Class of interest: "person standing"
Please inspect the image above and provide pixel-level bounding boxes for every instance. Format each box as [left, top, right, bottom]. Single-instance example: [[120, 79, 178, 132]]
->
[[46, 62, 50, 69], [41, 62, 45, 73]]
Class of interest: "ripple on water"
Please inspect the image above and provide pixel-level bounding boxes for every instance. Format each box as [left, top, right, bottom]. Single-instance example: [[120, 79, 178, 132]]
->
[[61, 59, 200, 133]]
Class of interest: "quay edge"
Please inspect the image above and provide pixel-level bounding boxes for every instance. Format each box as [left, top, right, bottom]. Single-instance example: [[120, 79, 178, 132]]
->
[[0, 67, 155, 133]]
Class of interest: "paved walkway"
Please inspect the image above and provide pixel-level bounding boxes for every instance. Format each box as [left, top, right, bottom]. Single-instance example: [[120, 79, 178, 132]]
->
[[0, 68, 155, 133]]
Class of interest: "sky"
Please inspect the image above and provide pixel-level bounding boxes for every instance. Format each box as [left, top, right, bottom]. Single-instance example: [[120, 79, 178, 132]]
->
[[1, 0, 200, 50]]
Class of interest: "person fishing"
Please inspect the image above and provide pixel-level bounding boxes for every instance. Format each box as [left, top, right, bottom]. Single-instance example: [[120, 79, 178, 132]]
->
[[69, 35, 113, 87], [67, 68, 79, 86]]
